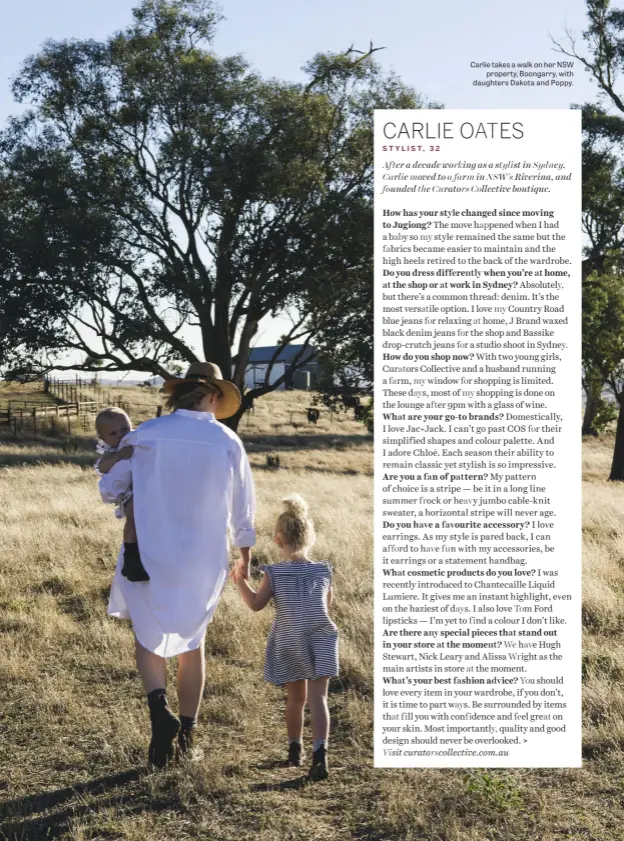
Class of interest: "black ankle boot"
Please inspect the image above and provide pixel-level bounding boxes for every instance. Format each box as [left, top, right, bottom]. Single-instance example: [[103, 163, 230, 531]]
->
[[287, 741, 303, 767], [178, 728, 195, 756], [309, 745, 329, 781], [147, 691, 180, 769]]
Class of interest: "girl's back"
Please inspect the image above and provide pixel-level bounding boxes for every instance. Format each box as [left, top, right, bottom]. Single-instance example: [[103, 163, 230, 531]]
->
[[266, 561, 335, 631], [263, 561, 338, 686]]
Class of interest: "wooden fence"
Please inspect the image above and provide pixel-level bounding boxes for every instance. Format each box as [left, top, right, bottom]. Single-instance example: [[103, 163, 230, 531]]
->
[[45, 375, 139, 409], [0, 374, 160, 439], [0, 400, 109, 436], [0, 388, 135, 438]]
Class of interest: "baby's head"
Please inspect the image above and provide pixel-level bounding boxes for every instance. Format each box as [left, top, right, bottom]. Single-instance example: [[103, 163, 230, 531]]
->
[[275, 494, 316, 555], [96, 407, 132, 448]]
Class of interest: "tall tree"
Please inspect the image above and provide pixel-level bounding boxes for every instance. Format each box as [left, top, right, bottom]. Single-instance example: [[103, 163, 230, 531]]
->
[[583, 265, 624, 460], [581, 130, 624, 433], [0, 0, 422, 428], [555, 4, 624, 460]]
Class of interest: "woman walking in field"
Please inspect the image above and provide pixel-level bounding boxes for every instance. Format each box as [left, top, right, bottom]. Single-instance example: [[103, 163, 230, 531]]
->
[[232, 494, 338, 780], [100, 362, 256, 767]]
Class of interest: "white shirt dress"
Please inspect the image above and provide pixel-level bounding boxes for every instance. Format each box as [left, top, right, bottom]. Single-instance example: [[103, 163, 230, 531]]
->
[[99, 410, 256, 657]]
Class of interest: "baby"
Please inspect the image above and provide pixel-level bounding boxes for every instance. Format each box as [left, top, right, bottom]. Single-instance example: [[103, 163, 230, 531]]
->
[[95, 407, 149, 582]]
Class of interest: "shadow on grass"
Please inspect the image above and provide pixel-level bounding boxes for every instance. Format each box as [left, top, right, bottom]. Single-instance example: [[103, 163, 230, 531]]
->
[[0, 430, 372, 469], [242, 433, 371, 452], [0, 768, 182, 840], [0, 434, 95, 468], [249, 775, 309, 792], [0, 451, 94, 468], [250, 461, 367, 477]]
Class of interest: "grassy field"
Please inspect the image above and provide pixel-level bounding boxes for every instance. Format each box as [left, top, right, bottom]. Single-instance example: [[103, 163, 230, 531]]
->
[[0, 385, 620, 840], [0, 381, 62, 409]]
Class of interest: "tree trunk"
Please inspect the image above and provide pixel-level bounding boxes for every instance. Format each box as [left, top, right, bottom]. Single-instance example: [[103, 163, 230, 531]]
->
[[222, 390, 255, 433], [224, 411, 242, 433], [582, 385, 602, 436], [609, 396, 624, 480]]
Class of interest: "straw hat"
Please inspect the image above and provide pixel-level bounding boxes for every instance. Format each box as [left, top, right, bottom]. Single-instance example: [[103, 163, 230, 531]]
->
[[162, 361, 241, 420]]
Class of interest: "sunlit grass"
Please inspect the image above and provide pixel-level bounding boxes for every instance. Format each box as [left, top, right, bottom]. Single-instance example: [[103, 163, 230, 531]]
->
[[0, 393, 620, 839]]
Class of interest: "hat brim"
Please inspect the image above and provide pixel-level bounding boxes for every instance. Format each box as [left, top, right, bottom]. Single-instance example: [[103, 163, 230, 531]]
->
[[162, 377, 242, 420]]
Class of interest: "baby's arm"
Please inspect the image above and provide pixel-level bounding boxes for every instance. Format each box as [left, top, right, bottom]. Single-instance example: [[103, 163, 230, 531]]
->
[[233, 568, 273, 612], [98, 446, 133, 475]]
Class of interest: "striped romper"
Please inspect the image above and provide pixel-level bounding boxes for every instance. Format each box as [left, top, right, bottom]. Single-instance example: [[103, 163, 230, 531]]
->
[[262, 561, 339, 686]]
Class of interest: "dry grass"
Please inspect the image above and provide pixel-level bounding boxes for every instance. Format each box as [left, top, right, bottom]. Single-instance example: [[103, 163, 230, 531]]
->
[[0, 389, 620, 840], [0, 381, 62, 409]]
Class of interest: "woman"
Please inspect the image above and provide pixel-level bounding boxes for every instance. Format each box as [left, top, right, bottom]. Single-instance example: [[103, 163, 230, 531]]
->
[[100, 362, 255, 767]]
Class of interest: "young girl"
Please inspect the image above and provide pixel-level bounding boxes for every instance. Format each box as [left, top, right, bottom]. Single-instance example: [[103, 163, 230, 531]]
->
[[95, 407, 149, 582], [233, 494, 338, 781]]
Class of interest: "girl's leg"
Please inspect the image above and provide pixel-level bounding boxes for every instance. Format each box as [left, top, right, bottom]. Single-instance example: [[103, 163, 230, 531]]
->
[[285, 679, 307, 741], [176, 638, 206, 719], [308, 677, 330, 744], [123, 497, 137, 542], [308, 677, 330, 779]]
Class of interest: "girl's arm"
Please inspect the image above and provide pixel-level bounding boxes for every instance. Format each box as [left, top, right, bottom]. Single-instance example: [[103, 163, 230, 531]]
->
[[327, 585, 333, 609], [234, 567, 273, 612], [98, 446, 133, 475]]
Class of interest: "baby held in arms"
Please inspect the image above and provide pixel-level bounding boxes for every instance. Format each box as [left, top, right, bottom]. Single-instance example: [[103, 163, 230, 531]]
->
[[95, 407, 149, 582]]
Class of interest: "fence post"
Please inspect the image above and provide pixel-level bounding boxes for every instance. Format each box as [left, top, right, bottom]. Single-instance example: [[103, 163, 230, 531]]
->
[[13, 417, 17, 440], [156, 405, 162, 417], [32, 408, 37, 439]]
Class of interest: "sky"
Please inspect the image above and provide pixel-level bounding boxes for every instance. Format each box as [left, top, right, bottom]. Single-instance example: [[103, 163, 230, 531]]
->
[[0, 0, 601, 378]]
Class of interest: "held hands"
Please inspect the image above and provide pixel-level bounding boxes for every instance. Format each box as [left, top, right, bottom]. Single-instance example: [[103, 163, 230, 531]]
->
[[231, 553, 251, 584]]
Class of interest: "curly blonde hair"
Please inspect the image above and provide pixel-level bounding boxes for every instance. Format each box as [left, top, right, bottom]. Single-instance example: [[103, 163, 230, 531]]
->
[[276, 494, 316, 552]]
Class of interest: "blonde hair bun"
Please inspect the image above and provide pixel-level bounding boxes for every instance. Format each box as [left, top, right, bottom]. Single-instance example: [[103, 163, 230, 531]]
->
[[276, 493, 316, 552], [282, 494, 309, 518]]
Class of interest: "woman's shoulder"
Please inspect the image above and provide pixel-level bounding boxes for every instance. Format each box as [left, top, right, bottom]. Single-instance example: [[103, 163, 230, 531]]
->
[[130, 416, 166, 436]]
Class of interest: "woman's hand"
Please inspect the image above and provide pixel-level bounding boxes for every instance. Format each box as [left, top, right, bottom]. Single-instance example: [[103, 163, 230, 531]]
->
[[237, 547, 251, 580]]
